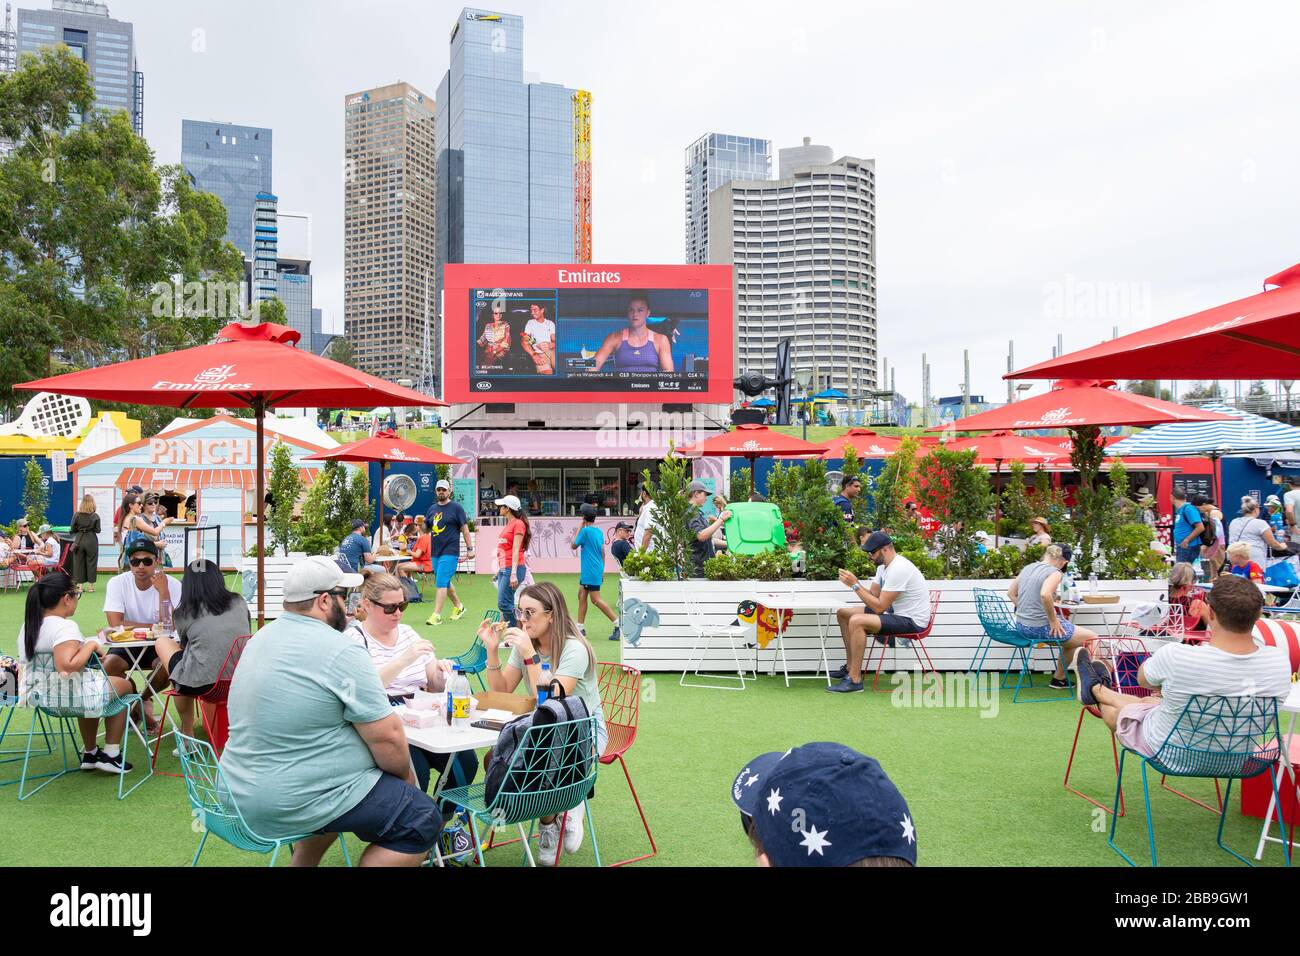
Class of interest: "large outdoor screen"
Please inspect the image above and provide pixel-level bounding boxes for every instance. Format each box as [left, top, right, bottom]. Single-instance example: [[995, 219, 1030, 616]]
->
[[442, 265, 734, 403]]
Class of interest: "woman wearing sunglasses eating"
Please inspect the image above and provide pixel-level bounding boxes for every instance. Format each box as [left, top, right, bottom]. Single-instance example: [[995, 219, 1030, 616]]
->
[[344, 571, 478, 800], [479, 580, 606, 865], [18, 572, 138, 773]]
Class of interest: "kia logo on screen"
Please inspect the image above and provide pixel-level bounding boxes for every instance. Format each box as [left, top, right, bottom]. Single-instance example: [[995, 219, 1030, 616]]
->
[[476, 381, 492, 390]]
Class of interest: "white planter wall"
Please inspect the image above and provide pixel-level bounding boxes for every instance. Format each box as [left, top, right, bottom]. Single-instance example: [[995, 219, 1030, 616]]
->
[[239, 552, 308, 621], [618, 577, 1167, 674]]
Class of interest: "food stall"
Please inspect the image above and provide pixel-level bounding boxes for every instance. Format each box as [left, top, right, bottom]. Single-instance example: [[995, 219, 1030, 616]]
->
[[70, 414, 336, 570]]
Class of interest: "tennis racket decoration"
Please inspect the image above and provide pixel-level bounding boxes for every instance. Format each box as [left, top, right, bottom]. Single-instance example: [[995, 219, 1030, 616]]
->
[[0, 392, 91, 439]]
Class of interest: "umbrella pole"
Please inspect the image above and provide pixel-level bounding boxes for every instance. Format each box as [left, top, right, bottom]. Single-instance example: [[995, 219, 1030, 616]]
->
[[994, 458, 1002, 548], [255, 398, 266, 628], [378, 461, 386, 552]]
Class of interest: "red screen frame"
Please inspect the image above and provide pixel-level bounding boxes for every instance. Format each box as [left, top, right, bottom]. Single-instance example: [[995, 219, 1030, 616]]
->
[[441, 263, 734, 404]]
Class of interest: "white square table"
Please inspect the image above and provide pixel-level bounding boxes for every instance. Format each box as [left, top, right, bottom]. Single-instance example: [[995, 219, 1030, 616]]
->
[[403, 714, 502, 867], [1254, 682, 1299, 861], [752, 590, 862, 687]]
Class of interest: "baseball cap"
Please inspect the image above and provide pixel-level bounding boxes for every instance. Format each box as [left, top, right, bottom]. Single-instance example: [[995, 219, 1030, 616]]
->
[[687, 481, 709, 494], [16, 518, 28, 527], [615, 521, 634, 531], [37, 524, 52, 534], [436, 479, 451, 491], [494, 494, 522, 512], [1057, 542, 1074, 562], [731, 743, 916, 867], [863, 531, 893, 554], [579, 503, 598, 520], [1265, 494, 1282, 507], [283, 555, 363, 605], [351, 519, 366, 531], [126, 539, 159, 559]]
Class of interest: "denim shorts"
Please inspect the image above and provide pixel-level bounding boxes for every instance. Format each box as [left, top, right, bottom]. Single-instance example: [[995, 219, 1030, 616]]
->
[[1015, 620, 1075, 641], [319, 772, 442, 854]]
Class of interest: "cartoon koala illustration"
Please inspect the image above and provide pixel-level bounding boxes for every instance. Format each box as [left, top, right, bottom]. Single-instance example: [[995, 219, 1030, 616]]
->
[[620, 598, 661, 648]]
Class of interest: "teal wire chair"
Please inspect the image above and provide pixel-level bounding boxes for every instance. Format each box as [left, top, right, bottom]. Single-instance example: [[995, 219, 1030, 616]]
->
[[447, 610, 501, 692], [176, 733, 353, 867], [972, 588, 1072, 703], [0, 689, 58, 788], [439, 714, 601, 867], [1108, 694, 1293, 867], [17, 652, 152, 800]]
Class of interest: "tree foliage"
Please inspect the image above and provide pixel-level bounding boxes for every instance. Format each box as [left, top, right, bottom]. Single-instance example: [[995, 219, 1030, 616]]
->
[[266, 441, 300, 556], [1125, 380, 1172, 401], [915, 448, 994, 577], [642, 453, 696, 580], [22, 459, 48, 530], [0, 47, 243, 413], [870, 436, 918, 531]]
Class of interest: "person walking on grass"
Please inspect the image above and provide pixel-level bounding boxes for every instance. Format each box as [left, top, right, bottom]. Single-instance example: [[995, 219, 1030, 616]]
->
[[571, 504, 619, 641], [423, 480, 475, 627]]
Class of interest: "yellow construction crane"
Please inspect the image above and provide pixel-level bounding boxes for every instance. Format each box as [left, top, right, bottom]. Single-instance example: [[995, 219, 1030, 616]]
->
[[572, 90, 592, 264]]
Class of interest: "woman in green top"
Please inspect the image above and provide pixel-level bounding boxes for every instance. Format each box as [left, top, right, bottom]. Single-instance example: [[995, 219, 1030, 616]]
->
[[70, 494, 101, 592], [479, 580, 606, 865]]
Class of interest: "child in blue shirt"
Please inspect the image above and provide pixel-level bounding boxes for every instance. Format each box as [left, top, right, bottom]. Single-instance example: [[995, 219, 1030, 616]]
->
[[571, 505, 619, 641]]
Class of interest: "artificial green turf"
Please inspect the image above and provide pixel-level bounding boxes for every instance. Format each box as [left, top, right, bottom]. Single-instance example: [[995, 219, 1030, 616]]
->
[[0, 573, 1288, 867]]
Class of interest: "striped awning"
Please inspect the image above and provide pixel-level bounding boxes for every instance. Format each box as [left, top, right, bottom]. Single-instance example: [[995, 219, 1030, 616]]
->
[[1107, 402, 1300, 458], [114, 467, 319, 491]]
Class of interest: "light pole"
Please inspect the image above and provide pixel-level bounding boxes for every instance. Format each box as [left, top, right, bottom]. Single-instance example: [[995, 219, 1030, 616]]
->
[[794, 367, 814, 441], [1283, 380, 1294, 426]]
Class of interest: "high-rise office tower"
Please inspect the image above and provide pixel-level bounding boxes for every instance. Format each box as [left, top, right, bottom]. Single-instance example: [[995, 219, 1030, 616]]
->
[[684, 133, 771, 265], [15, 0, 142, 135], [180, 120, 272, 260], [708, 138, 877, 397], [435, 7, 592, 297], [273, 208, 314, 350], [343, 81, 436, 383], [250, 193, 278, 303]]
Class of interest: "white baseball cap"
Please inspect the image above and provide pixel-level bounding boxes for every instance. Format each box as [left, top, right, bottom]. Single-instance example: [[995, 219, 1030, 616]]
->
[[436, 479, 451, 491], [282, 556, 363, 605], [494, 494, 522, 512]]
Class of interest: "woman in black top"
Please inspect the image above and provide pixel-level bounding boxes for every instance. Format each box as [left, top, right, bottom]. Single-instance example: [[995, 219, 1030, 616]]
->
[[70, 494, 101, 592]]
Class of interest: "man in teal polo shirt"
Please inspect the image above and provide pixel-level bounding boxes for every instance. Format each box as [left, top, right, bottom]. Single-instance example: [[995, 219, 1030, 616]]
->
[[222, 556, 442, 866]]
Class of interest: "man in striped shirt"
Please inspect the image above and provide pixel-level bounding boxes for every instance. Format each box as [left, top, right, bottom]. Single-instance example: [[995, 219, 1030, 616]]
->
[[1074, 574, 1292, 758]]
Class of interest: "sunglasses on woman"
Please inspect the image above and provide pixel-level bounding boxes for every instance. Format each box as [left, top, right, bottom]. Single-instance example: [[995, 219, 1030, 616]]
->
[[370, 599, 408, 615], [519, 606, 549, 621]]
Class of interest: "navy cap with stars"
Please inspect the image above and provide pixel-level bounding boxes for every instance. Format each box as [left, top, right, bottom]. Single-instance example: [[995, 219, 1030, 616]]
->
[[730, 742, 916, 867]]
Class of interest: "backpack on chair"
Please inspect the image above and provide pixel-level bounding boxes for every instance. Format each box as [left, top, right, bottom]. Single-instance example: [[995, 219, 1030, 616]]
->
[[483, 682, 593, 806]]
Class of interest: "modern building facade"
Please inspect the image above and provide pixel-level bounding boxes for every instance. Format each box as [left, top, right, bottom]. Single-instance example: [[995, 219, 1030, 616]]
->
[[434, 7, 592, 295], [343, 81, 436, 383], [180, 120, 272, 260], [684, 133, 771, 265], [15, 0, 142, 135], [250, 192, 278, 302], [708, 138, 877, 397]]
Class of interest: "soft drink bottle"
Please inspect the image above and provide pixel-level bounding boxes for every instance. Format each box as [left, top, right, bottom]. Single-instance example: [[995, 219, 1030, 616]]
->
[[450, 666, 472, 731], [536, 662, 552, 705]]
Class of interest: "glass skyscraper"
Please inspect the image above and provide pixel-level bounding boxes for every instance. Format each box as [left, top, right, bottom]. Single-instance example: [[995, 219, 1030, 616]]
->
[[435, 7, 591, 300], [180, 120, 273, 260], [15, 0, 143, 136], [684, 133, 771, 265]]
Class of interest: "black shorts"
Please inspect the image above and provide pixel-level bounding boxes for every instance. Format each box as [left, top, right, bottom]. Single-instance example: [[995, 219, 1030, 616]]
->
[[875, 613, 922, 636], [579, 582, 603, 593], [319, 772, 442, 855]]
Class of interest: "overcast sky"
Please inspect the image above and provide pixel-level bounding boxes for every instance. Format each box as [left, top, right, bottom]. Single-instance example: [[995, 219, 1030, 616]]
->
[[114, 0, 1300, 403]]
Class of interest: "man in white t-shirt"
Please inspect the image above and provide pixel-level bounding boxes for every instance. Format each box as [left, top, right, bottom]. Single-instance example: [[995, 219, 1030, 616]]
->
[[830, 532, 932, 694], [1075, 574, 1292, 759], [522, 303, 557, 375], [1284, 476, 1300, 533], [633, 488, 659, 553], [102, 539, 182, 728]]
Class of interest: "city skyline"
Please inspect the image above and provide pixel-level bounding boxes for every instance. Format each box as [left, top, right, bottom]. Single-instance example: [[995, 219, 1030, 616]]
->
[[34, 0, 1300, 401]]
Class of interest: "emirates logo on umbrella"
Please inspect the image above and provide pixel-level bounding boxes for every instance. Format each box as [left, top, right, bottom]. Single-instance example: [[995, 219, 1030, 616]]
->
[[741, 440, 763, 451], [386, 447, 416, 461], [1038, 406, 1072, 425], [152, 364, 252, 392]]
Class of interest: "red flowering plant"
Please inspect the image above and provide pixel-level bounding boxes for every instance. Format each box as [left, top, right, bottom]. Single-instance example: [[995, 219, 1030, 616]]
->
[[915, 447, 994, 577]]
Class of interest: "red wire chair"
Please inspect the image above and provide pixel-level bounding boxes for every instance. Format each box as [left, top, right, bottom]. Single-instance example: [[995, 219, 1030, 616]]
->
[[595, 662, 656, 866], [151, 634, 251, 775], [862, 590, 942, 692], [1063, 636, 1154, 816]]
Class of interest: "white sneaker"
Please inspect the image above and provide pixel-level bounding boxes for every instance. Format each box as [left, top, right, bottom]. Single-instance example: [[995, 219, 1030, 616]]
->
[[536, 821, 561, 866], [562, 804, 585, 853]]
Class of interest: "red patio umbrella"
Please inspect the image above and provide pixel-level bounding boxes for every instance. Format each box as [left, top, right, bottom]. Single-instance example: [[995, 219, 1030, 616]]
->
[[676, 423, 826, 475], [926, 380, 1236, 433], [17, 322, 446, 624], [302, 432, 464, 545], [1008, 263, 1300, 380], [814, 428, 904, 460]]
